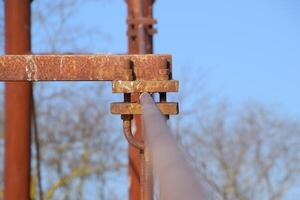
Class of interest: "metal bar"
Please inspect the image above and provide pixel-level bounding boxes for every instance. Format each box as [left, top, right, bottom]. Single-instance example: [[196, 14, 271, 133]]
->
[[111, 102, 179, 115], [122, 118, 145, 150], [127, 17, 157, 25], [4, 0, 32, 200], [127, 0, 156, 199], [112, 80, 179, 93], [0, 54, 171, 81]]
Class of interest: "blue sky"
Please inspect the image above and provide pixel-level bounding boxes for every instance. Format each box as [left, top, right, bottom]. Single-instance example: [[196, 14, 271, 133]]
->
[[1, 0, 299, 198], [76, 0, 300, 116]]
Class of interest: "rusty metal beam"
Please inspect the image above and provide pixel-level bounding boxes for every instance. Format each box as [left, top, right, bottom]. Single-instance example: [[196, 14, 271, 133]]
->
[[111, 102, 178, 115], [127, 0, 156, 200], [4, 0, 32, 200], [0, 54, 171, 81], [112, 80, 178, 93]]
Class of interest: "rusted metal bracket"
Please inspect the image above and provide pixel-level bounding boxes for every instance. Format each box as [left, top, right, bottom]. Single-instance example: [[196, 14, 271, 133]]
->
[[110, 56, 179, 151], [0, 53, 179, 148], [127, 17, 157, 37], [112, 80, 178, 93], [111, 102, 179, 115]]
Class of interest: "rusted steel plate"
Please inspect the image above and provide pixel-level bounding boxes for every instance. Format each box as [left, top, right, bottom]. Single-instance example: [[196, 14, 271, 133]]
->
[[112, 80, 179, 93], [130, 55, 172, 81], [127, 17, 157, 25], [0, 54, 172, 81], [111, 102, 178, 115]]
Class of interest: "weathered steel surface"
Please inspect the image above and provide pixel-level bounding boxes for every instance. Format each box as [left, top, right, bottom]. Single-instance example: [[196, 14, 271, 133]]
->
[[111, 102, 178, 115], [127, 0, 157, 199], [131, 55, 171, 80], [112, 80, 178, 93], [4, 0, 32, 200], [0, 54, 171, 81]]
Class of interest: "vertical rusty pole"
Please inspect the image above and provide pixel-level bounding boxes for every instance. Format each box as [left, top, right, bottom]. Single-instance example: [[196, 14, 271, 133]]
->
[[126, 0, 155, 200], [4, 0, 32, 200]]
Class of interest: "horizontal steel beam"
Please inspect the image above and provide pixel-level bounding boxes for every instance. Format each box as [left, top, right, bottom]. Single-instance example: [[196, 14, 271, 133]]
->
[[111, 102, 179, 115], [112, 80, 179, 93], [0, 54, 171, 81]]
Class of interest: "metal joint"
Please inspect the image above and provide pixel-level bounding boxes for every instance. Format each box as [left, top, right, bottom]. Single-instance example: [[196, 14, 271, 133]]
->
[[127, 17, 157, 37], [110, 56, 179, 150]]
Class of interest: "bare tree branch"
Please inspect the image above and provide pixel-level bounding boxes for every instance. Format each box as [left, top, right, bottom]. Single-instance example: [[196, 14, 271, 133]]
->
[[180, 102, 300, 200]]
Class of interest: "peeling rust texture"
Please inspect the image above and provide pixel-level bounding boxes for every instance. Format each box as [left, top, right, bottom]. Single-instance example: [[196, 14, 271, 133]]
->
[[130, 55, 172, 80], [0, 54, 172, 81], [112, 80, 179, 93], [111, 102, 178, 115]]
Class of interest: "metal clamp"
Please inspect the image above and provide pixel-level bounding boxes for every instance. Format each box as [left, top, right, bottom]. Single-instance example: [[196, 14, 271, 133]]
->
[[127, 17, 157, 37], [111, 79, 179, 149]]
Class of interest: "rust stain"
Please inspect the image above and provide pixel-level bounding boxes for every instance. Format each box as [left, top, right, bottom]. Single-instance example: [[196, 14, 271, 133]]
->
[[24, 55, 38, 81]]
